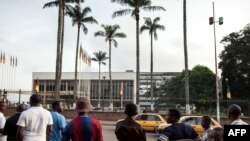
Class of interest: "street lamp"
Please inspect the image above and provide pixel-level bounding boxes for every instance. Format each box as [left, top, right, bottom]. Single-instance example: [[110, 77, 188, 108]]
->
[[209, 1, 223, 123]]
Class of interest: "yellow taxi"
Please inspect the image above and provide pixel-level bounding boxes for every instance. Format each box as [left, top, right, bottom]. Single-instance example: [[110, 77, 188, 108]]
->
[[134, 113, 167, 132], [156, 116, 221, 136]]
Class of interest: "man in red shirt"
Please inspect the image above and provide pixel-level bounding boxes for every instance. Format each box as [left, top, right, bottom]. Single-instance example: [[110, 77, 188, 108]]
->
[[62, 97, 103, 141]]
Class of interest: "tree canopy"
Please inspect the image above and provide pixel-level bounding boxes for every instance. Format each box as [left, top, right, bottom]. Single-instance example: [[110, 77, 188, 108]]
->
[[219, 24, 250, 99]]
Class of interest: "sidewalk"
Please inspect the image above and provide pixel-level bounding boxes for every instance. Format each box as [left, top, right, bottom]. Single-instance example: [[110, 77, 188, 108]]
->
[[100, 120, 116, 126]]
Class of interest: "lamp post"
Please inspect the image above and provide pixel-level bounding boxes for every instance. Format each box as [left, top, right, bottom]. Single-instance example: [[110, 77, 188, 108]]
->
[[209, 1, 223, 123]]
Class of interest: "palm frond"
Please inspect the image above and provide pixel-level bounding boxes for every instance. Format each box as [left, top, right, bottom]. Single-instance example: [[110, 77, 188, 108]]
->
[[113, 33, 126, 38], [155, 25, 165, 31], [112, 39, 118, 47], [82, 16, 98, 24], [112, 9, 133, 18], [92, 58, 98, 61], [82, 7, 91, 16], [43, 0, 59, 9], [153, 17, 160, 24], [142, 6, 166, 12], [94, 31, 106, 37], [82, 24, 88, 34], [153, 32, 158, 40], [111, 0, 128, 6], [140, 25, 150, 33], [102, 62, 106, 65]]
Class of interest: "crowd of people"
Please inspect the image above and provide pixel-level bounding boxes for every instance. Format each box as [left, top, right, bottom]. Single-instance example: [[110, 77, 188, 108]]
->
[[0, 94, 248, 141]]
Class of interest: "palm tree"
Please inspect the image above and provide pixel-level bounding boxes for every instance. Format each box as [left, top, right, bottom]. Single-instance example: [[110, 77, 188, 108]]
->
[[140, 17, 165, 111], [43, 0, 84, 100], [67, 5, 98, 98], [183, 0, 190, 115], [91, 51, 108, 108], [94, 25, 126, 110], [111, 0, 165, 105]]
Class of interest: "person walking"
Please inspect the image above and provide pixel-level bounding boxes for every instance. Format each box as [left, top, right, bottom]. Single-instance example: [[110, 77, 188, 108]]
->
[[201, 116, 213, 141], [115, 103, 146, 141], [157, 109, 201, 141], [62, 97, 103, 141], [0, 101, 6, 141], [50, 101, 66, 141], [3, 104, 27, 141], [16, 94, 53, 141], [228, 104, 248, 125]]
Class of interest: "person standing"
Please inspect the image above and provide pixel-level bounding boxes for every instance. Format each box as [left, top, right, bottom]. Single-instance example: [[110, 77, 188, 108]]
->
[[16, 94, 53, 141], [157, 109, 201, 141], [115, 103, 146, 141], [228, 104, 248, 125], [0, 101, 6, 141], [62, 97, 103, 141], [3, 104, 27, 141], [201, 116, 213, 141], [50, 101, 66, 141]]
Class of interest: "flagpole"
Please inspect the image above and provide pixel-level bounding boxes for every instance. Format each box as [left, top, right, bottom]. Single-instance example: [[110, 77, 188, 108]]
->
[[0, 63, 2, 90]]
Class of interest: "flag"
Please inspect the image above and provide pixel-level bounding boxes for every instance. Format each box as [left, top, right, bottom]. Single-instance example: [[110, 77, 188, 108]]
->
[[88, 56, 91, 66], [0, 52, 2, 63], [79, 44, 83, 59], [15, 57, 17, 67], [34, 79, 39, 93], [3, 53, 5, 64], [227, 85, 231, 99], [10, 56, 12, 66], [120, 81, 124, 96]]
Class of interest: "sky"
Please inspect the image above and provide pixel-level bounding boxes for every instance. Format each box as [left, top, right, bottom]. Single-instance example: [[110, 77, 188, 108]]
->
[[0, 0, 250, 91]]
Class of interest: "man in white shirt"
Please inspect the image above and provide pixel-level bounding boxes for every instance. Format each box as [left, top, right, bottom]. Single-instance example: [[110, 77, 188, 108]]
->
[[0, 101, 6, 141], [228, 104, 248, 125], [16, 94, 53, 141]]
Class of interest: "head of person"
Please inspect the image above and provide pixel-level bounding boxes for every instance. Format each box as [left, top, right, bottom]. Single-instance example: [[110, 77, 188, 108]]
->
[[125, 103, 138, 117], [166, 108, 181, 123], [30, 94, 42, 106], [201, 116, 212, 129], [75, 97, 91, 116], [208, 127, 224, 141], [228, 104, 241, 120], [16, 104, 27, 113], [52, 101, 63, 113], [0, 101, 6, 113]]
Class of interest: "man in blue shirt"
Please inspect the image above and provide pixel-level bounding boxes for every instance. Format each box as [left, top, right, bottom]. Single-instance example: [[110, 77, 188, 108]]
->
[[157, 109, 201, 141], [50, 101, 66, 141]]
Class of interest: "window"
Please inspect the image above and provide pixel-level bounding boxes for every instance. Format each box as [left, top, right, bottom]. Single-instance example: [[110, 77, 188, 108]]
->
[[146, 115, 161, 121]]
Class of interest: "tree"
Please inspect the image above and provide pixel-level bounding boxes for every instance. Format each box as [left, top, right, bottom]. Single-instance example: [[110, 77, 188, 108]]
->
[[154, 65, 216, 112], [111, 0, 165, 105], [94, 25, 126, 110], [43, 0, 84, 100], [219, 24, 250, 99], [92, 51, 108, 108], [140, 17, 165, 110], [67, 5, 98, 98]]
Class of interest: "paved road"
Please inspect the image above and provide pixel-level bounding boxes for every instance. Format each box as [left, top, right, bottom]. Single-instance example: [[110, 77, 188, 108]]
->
[[103, 125, 159, 141]]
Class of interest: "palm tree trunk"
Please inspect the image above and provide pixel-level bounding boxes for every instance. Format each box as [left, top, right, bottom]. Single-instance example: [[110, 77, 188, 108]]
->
[[136, 14, 140, 106], [58, 2, 65, 100], [150, 33, 153, 111], [55, 0, 63, 100], [98, 62, 101, 108], [74, 24, 81, 98], [109, 40, 113, 110], [183, 0, 191, 115]]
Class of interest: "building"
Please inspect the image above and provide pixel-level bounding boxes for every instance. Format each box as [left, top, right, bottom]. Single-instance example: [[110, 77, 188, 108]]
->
[[32, 71, 179, 110]]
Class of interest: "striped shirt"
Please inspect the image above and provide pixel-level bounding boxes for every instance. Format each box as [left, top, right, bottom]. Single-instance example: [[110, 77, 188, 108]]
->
[[62, 116, 103, 141]]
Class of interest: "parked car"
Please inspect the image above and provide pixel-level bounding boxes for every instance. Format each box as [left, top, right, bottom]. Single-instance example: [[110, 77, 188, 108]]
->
[[156, 116, 221, 136], [116, 113, 167, 132]]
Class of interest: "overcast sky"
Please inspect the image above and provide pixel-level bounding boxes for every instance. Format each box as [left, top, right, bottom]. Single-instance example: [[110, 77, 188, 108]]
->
[[0, 0, 250, 90]]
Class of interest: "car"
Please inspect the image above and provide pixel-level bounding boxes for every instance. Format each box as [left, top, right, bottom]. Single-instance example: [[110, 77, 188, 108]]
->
[[116, 113, 167, 132], [156, 116, 221, 136], [134, 113, 167, 132]]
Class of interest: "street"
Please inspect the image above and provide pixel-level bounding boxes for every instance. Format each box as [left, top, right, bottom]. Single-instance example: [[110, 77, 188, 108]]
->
[[103, 125, 158, 141]]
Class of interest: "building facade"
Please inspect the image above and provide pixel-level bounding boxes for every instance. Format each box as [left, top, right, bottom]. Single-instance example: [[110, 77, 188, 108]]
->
[[32, 71, 180, 110]]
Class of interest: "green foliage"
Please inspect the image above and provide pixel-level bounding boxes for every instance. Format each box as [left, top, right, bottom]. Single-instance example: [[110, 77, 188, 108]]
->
[[154, 65, 216, 109], [219, 24, 250, 99]]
